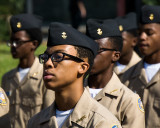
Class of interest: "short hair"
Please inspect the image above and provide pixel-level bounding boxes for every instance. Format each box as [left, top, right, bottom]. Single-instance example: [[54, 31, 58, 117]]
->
[[25, 28, 43, 47], [108, 36, 123, 52], [126, 28, 138, 37], [74, 46, 94, 78]]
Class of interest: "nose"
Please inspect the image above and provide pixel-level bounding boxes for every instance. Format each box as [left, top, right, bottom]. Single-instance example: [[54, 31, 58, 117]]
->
[[139, 32, 147, 41], [44, 58, 53, 69]]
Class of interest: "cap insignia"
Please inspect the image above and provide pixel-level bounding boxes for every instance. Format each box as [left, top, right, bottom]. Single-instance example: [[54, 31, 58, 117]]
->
[[62, 32, 67, 39], [17, 22, 21, 28], [119, 25, 123, 31], [149, 14, 154, 21], [97, 28, 102, 35]]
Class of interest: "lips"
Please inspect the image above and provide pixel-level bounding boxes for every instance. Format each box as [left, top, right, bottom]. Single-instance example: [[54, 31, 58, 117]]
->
[[43, 71, 55, 80], [139, 43, 149, 48]]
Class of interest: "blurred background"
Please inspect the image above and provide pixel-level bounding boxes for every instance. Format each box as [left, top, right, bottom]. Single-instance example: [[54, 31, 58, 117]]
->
[[1, 0, 160, 42], [0, 0, 160, 82]]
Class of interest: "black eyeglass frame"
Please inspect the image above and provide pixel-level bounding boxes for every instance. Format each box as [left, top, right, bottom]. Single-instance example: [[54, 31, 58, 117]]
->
[[98, 48, 118, 53], [39, 52, 84, 64], [7, 40, 33, 47]]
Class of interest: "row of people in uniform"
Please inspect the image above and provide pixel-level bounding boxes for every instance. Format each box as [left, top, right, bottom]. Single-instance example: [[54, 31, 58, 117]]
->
[[0, 4, 159, 128]]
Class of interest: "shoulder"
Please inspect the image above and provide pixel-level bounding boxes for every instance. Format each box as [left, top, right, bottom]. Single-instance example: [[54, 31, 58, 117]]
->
[[120, 84, 140, 103], [121, 61, 142, 83], [119, 84, 144, 112], [90, 98, 121, 126], [2, 68, 17, 80]]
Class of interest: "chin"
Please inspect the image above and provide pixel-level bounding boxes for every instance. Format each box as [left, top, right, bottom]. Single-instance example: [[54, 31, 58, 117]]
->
[[90, 70, 97, 75], [44, 81, 60, 91]]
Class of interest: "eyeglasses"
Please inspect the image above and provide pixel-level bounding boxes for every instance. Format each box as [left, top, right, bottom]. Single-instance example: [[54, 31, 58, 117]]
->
[[98, 48, 117, 53], [39, 52, 84, 64], [7, 40, 32, 47]]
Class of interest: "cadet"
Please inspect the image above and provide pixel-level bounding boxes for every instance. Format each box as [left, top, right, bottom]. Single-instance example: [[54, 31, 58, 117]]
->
[[114, 12, 141, 79], [86, 19, 145, 128], [27, 22, 122, 128], [1, 14, 54, 128], [122, 5, 160, 127]]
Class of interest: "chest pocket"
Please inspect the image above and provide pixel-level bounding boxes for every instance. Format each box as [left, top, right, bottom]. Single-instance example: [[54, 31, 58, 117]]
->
[[21, 97, 43, 119], [22, 97, 43, 108]]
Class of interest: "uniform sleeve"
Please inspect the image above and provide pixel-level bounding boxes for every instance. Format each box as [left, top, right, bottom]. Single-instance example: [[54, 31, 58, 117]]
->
[[121, 93, 145, 128], [96, 120, 122, 128], [0, 87, 9, 116], [0, 87, 11, 128]]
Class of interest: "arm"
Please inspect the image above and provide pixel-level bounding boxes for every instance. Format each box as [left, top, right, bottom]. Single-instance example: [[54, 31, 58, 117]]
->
[[77, 0, 86, 18], [121, 94, 145, 128]]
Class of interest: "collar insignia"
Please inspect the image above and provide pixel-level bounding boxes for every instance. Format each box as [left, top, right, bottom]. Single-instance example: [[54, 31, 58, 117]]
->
[[76, 115, 86, 123], [62, 32, 67, 39], [32, 72, 38, 77], [97, 28, 102, 35]]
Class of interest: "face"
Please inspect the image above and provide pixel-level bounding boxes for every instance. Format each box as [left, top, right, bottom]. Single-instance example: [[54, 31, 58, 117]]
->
[[121, 31, 136, 57], [90, 38, 115, 75], [43, 45, 87, 91], [10, 30, 34, 59], [138, 23, 160, 56]]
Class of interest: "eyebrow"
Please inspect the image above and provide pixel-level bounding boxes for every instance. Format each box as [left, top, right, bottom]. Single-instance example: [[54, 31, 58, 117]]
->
[[45, 49, 67, 54]]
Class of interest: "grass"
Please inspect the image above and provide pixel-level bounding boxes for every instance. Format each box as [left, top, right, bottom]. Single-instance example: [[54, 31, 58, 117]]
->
[[0, 43, 47, 85]]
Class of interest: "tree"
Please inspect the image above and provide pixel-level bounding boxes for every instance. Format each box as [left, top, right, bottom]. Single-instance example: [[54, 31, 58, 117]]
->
[[0, 0, 25, 42]]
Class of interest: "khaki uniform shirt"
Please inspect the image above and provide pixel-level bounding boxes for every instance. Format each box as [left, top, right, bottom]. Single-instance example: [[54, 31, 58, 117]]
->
[[87, 72, 145, 128], [114, 51, 141, 80], [1, 57, 55, 128], [27, 88, 122, 128], [122, 60, 160, 127]]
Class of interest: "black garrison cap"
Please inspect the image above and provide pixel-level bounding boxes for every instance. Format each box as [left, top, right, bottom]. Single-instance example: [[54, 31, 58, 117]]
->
[[115, 12, 138, 32], [141, 5, 160, 24], [47, 22, 99, 57], [10, 13, 42, 33], [86, 19, 121, 40]]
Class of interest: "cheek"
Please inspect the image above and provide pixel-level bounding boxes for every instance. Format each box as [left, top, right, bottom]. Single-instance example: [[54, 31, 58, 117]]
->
[[91, 55, 108, 72], [46, 62, 78, 89]]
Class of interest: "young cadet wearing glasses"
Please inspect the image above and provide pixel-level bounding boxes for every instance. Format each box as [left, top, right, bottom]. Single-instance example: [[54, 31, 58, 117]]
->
[[1, 14, 54, 128], [122, 5, 160, 127], [27, 22, 122, 128], [114, 13, 141, 80], [86, 19, 145, 128]]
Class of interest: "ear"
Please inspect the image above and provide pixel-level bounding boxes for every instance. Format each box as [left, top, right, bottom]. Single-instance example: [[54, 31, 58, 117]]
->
[[131, 37, 138, 47], [78, 61, 90, 75], [112, 51, 120, 62], [31, 40, 39, 51]]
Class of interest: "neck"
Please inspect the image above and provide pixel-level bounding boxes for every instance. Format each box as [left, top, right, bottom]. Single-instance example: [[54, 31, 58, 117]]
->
[[144, 51, 160, 64], [88, 67, 113, 89], [55, 79, 84, 111], [19, 54, 35, 68], [119, 50, 133, 65]]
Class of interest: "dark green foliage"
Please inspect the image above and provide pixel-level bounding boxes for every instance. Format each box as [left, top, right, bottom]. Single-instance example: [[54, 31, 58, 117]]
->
[[0, 0, 25, 42]]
